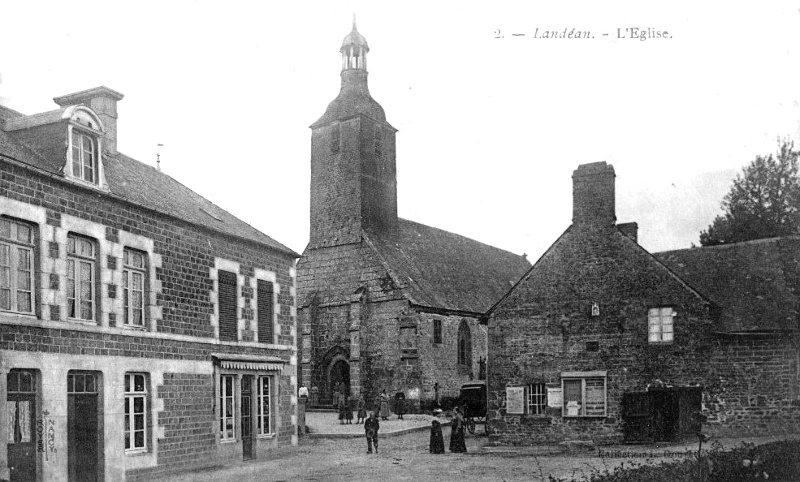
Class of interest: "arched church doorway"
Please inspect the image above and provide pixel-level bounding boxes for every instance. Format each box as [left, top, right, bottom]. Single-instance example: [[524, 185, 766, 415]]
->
[[320, 346, 351, 406], [328, 358, 350, 400]]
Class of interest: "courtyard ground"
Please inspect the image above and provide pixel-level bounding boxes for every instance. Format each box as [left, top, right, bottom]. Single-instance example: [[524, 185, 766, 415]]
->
[[153, 414, 800, 482]]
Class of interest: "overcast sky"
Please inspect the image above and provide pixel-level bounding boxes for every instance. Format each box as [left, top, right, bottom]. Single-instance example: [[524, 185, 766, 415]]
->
[[2, 1, 799, 260]]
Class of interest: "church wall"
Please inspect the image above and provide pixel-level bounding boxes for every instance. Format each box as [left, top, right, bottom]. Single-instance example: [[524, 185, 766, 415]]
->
[[417, 314, 487, 403]]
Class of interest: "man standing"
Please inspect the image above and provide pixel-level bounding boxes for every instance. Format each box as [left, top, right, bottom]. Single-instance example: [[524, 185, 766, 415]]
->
[[364, 411, 380, 454]]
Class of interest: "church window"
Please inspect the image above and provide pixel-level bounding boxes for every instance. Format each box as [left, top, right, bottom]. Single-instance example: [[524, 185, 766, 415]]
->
[[432, 319, 442, 344], [330, 124, 340, 153], [457, 320, 471, 366], [373, 125, 382, 157]]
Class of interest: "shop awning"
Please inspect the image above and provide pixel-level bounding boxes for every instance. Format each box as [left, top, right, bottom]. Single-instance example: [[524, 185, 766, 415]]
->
[[212, 353, 287, 371]]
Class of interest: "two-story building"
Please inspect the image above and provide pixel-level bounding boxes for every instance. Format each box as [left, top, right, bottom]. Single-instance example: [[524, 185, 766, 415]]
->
[[0, 86, 299, 481], [487, 162, 800, 445]]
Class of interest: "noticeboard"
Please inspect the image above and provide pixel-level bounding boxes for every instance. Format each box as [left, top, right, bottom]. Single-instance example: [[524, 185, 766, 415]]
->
[[506, 386, 525, 414]]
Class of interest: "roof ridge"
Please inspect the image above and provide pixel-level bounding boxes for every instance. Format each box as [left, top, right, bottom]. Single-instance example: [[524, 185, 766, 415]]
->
[[397, 217, 526, 259], [656, 234, 800, 255]]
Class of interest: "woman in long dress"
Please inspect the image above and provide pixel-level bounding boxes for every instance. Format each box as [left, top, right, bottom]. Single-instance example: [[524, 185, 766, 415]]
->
[[379, 390, 390, 420], [338, 393, 347, 424], [449, 407, 467, 453], [430, 419, 445, 454], [356, 396, 367, 424]]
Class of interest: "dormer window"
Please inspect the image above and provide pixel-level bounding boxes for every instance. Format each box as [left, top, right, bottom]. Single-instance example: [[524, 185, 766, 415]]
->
[[64, 106, 105, 188], [71, 130, 97, 183]]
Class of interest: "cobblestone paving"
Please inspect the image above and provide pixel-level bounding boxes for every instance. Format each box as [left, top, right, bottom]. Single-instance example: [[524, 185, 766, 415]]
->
[[154, 426, 692, 482]]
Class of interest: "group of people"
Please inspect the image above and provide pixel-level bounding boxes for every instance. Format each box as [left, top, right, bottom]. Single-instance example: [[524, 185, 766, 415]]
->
[[429, 406, 467, 454], [328, 384, 467, 454], [332, 386, 405, 424], [332, 387, 368, 424]]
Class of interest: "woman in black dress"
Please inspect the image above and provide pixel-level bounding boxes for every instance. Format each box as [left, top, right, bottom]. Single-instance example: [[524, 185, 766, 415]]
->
[[449, 407, 467, 453]]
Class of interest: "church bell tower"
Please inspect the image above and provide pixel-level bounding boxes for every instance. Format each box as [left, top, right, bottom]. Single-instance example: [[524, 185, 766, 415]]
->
[[309, 18, 398, 249]]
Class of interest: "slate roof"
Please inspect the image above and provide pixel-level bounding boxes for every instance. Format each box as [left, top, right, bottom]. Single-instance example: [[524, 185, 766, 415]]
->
[[366, 218, 531, 314], [655, 236, 800, 332], [0, 104, 298, 257]]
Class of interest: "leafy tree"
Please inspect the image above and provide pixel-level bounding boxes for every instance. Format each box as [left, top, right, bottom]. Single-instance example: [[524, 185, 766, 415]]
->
[[700, 139, 800, 246]]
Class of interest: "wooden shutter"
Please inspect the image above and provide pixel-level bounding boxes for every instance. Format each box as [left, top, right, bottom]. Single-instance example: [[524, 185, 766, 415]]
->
[[257, 280, 274, 344], [218, 270, 237, 342]]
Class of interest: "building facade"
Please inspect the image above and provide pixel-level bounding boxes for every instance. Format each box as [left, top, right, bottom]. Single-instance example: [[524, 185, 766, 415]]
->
[[0, 87, 300, 481], [298, 23, 530, 409], [487, 162, 800, 445]]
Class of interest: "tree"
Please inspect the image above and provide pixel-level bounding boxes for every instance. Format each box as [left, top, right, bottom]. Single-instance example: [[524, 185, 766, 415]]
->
[[700, 139, 800, 246]]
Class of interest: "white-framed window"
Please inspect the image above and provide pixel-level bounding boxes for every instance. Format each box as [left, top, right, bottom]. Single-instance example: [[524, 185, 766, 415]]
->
[[70, 129, 97, 183], [648, 307, 675, 344], [220, 375, 235, 440], [123, 248, 146, 327], [0, 218, 34, 314], [67, 234, 95, 321], [527, 383, 547, 416], [124, 373, 148, 452], [562, 376, 606, 417], [257, 376, 272, 435]]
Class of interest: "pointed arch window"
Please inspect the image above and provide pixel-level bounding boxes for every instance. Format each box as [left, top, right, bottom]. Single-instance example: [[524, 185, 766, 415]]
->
[[457, 320, 471, 367]]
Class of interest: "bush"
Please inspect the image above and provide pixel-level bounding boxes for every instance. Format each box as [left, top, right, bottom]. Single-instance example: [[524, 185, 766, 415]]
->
[[549, 440, 800, 482]]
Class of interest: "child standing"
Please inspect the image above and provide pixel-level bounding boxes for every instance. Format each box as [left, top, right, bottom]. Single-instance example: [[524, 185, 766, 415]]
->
[[364, 411, 380, 454]]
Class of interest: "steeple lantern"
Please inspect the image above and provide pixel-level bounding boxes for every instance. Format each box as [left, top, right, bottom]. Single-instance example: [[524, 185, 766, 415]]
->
[[340, 17, 369, 72]]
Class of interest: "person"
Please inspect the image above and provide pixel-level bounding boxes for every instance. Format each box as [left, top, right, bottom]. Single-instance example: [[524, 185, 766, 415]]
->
[[356, 395, 367, 424], [345, 394, 354, 424], [449, 407, 467, 453], [338, 392, 347, 424], [332, 386, 340, 409], [394, 391, 406, 420], [379, 390, 390, 421], [429, 416, 444, 454], [364, 411, 380, 454]]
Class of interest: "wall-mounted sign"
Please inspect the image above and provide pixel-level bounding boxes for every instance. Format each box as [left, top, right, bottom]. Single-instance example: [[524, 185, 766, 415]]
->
[[547, 388, 562, 407], [506, 386, 525, 414]]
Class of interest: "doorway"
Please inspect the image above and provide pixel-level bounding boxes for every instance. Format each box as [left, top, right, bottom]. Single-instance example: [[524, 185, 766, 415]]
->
[[241, 375, 254, 460], [7, 370, 36, 482], [622, 387, 702, 442], [327, 358, 350, 404], [68, 372, 100, 482]]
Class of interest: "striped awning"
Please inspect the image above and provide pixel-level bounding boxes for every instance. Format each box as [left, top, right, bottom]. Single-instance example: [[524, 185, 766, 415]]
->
[[212, 353, 286, 372]]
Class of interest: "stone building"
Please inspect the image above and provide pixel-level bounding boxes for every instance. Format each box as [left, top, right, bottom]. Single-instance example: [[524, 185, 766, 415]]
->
[[487, 162, 800, 445], [298, 22, 530, 408], [0, 86, 300, 481]]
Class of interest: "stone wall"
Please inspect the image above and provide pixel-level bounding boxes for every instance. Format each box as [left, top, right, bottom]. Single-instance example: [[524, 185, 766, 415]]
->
[[487, 224, 713, 445]]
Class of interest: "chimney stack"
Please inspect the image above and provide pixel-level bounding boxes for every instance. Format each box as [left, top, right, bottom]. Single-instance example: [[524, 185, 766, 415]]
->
[[572, 162, 616, 227], [617, 222, 638, 243], [54, 86, 124, 154]]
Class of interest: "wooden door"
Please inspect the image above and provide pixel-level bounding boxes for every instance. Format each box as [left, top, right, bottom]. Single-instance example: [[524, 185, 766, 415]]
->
[[68, 372, 99, 482], [7, 370, 36, 482], [621, 392, 651, 442]]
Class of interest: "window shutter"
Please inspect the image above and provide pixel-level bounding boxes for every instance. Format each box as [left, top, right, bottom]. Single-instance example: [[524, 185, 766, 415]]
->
[[257, 280, 274, 344], [218, 270, 237, 342]]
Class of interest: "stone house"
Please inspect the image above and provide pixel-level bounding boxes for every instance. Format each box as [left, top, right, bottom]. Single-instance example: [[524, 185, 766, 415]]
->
[[0, 86, 300, 481], [486, 162, 800, 445], [298, 22, 530, 409]]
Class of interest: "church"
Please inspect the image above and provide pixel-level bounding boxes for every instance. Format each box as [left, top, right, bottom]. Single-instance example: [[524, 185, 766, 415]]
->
[[297, 21, 530, 409]]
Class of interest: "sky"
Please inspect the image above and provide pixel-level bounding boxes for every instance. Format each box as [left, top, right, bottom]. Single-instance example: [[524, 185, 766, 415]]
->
[[1, 1, 799, 260]]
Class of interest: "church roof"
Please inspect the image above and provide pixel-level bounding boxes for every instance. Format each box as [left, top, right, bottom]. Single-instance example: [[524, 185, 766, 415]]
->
[[0, 104, 298, 257], [366, 219, 531, 314], [655, 236, 800, 332]]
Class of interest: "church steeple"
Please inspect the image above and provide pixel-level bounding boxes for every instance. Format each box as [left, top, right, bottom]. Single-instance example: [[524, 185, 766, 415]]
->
[[308, 19, 398, 249]]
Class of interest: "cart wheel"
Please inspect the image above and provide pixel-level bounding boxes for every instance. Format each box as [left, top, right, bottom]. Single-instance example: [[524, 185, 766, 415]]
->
[[467, 417, 476, 434]]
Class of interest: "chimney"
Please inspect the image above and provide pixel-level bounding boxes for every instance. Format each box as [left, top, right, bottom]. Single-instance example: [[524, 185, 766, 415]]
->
[[572, 162, 616, 227], [54, 86, 124, 154], [617, 222, 638, 243]]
